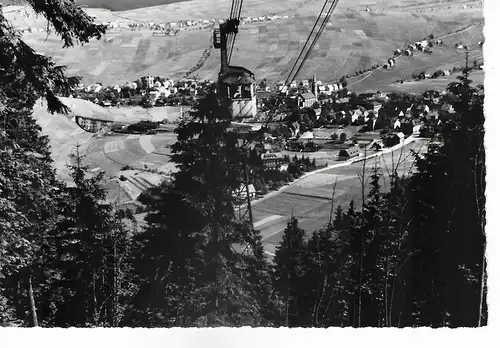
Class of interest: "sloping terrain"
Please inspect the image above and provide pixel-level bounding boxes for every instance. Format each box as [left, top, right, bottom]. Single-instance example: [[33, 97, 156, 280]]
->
[[382, 69, 484, 94], [347, 23, 484, 92], [75, 0, 190, 11], [5, 1, 483, 88], [14, 8, 482, 88], [31, 98, 99, 182], [31, 97, 176, 183]]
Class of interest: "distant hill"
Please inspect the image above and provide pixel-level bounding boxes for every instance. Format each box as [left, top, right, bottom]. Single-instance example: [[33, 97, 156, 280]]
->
[[2, 0, 191, 11], [74, 0, 190, 11]]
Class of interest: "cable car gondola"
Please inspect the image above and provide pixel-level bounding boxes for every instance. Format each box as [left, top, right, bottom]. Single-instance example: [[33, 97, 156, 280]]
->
[[213, 16, 257, 120]]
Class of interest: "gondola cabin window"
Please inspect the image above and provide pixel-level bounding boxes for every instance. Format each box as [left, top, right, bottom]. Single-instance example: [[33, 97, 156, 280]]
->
[[242, 85, 252, 99]]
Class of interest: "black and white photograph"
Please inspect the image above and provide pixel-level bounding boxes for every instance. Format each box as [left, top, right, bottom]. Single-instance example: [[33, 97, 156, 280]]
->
[[0, 0, 493, 336]]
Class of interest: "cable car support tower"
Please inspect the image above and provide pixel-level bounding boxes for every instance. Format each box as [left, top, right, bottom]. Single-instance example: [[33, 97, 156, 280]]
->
[[214, 0, 341, 228]]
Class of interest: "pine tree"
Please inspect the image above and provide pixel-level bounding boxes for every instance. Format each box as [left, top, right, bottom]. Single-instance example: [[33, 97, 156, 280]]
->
[[48, 146, 136, 327], [131, 88, 277, 327], [1, 1, 107, 326], [406, 63, 486, 327], [273, 216, 307, 326]]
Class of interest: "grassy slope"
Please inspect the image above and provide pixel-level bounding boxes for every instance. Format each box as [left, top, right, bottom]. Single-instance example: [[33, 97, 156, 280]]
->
[[75, 0, 190, 11], [18, 5, 483, 88], [381, 70, 484, 94], [347, 23, 484, 92]]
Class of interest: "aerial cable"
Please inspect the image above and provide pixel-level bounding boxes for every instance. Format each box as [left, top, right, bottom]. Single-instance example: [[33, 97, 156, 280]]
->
[[260, 0, 341, 130], [230, 0, 237, 19], [228, 0, 243, 64], [293, 0, 339, 80], [291, 0, 339, 82], [284, 0, 330, 86], [260, 0, 331, 127]]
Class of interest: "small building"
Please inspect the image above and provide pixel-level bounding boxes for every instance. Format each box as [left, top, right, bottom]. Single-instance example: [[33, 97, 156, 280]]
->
[[233, 183, 256, 200], [383, 132, 404, 147], [261, 152, 285, 169], [298, 92, 317, 108], [369, 139, 385, 151], [394, 119, 401, 130], [418, 40, 428, 49], [413, 124, 422, 137], [405, 49, 413, 56], [372, 101, 382, 113], [338, 146, 360, 160], [441, 103, 455, 113]]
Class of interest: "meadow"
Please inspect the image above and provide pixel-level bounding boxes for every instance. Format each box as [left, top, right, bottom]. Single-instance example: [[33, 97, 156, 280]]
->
[[382, 69, 484, 94], [31, 97, 179, 183]]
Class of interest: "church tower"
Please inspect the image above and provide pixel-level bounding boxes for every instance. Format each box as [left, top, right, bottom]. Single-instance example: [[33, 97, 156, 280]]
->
[[311, 73, 317, 97]]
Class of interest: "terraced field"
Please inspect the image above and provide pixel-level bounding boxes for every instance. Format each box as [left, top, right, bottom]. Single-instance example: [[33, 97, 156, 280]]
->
[[9, 1, 483, 89], [32, 97, 179, 183]]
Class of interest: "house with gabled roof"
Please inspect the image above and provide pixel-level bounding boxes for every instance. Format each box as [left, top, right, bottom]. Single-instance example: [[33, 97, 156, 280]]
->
[[298, 92, 317, 108]]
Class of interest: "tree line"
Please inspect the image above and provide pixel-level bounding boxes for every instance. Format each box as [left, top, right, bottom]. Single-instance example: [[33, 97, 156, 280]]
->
[[0, 1, 486, 327]]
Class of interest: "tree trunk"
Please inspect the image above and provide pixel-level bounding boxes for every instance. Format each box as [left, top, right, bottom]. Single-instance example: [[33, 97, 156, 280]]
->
[[112, 237, 118, 327], [384, 255, 390, 326], [28, 274, 39, 327], [478, 251, 486, 327], [357, 255, 363, 328], [285, 231, 291, 327], [243, 159, 253, 224]]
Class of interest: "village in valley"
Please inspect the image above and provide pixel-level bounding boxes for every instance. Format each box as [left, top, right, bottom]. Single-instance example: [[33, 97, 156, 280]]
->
[[0, 0, 490, 331], [63, 27, 483, 208], [1, 0, 483, 217]]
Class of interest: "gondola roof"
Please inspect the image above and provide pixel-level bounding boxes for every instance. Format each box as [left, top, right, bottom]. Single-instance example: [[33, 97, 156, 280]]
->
[[220, 65, 255, 84]]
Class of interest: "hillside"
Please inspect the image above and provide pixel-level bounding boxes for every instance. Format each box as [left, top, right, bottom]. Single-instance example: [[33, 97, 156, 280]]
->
[[31, 98, 179, 183], [13, 6, 482, 90], [31, 98, 100, 182], [2, 0, 190, 11], [3, 0, 483, 91], [75, 0, 190, 11]]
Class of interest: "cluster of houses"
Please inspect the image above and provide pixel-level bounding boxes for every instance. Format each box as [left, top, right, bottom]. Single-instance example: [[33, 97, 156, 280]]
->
[[97, 13, 291, 34], [73, 75, 214, 107], [258, 74, 347, 109], [383, 58, 396, 69], [393, 38, 437, 58]]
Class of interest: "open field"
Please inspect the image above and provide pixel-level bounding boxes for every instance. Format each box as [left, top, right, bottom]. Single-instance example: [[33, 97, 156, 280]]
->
[[3, 0, 483, 23], [32, 98, 179, 184], [382, 69, 484, 94], [348, 24, 484, 92], [6, 1, 483, 88], [252, 140, 427, 254]]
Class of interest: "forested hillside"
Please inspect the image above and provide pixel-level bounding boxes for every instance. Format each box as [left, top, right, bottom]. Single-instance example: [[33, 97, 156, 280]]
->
[[0, 1, 486, 327]]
